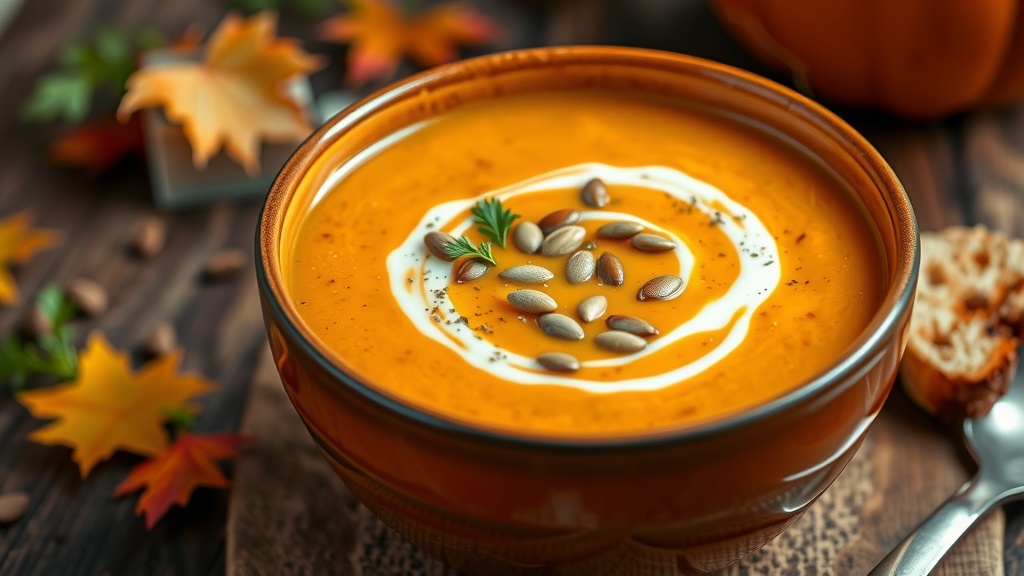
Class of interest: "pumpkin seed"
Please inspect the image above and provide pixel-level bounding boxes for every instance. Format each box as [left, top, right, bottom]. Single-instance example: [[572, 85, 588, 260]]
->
[[203, 248, 248, 280], [538, 313, 585, 340], [606, 315, 659, 336], [514, 221, 544, 254], [541, 225, 586, 256], [499, 265, 555, 284], [507, 289, 558, 313], [596, 252, 625, 286], [581, 178, 610, 208], [143, 321, 177, 357], [132, 216, 166, 258], [637, 275, 685, 301], [577, 295, 608, 323], [565, 250, 596, 284], [594, 330, 647, 353], [424, 231, 457, 261], [455, 259, 490, 283], [597, 221, 643, 239], [22, 305, 51, 338], [65, 277, 108, 317], [538, 208, 581, 235], [537, 352, 580, 372], [631, 233, 676, 253], [0, 492, 29, 524]]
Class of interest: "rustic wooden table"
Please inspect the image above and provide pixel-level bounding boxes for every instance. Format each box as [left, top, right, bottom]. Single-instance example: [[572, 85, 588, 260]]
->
[[2, 1, 1024, 575]]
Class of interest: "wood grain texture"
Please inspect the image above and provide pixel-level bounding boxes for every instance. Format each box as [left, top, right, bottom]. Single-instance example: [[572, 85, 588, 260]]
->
[[1, 0, 1024, 575]]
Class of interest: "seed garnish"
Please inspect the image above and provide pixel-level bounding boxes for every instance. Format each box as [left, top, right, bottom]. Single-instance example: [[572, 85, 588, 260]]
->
[[541, 225, 586, 256], [499, 265, 555, 284], [597, 221, 643, 239], [565, 250, 596, 284], [538, 209, 581, 235], [424, 231, 457, 261], [513, 221, 544, 254], [538, 313, 585, 340], [581, 178, 610, 208], [506, 289, 558, 313], [606, 315, 659, 336], [631, 233, 675, 253], [637, 275, 685, 301], [594, 330, 647, 353], [537, 352, 580, 372], [596, 252, 625, 286], [577, 295, 608, 323], [455, 259, 490, 283]]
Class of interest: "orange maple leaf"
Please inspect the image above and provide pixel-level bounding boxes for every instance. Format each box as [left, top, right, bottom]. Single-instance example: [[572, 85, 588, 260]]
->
[[17, 333, 215, 477], [49, 115, 146, 174], [117, 12, 324, 175], [317, 0, 497, 87], [0, 211, 58, 306], [114, 433, 246, 529]]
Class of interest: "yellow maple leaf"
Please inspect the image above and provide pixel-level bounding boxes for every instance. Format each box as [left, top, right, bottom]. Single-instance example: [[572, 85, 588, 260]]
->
[[17, 333, 215, 477], [317, 0, 497, 87], [117, 12, 324, 175], [0, 211, 58, 306]]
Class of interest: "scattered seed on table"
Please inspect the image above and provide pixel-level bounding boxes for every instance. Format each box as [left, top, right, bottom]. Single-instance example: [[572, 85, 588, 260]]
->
[[204, 248, 248, 280], [499, 265, 554, 284], [514, 221, 544, 254], [0, 492, 29, 525], [22, 305, 51, 338], [538, 208, 581, 235], [424, 231, 457, 261], [538, 313, 585, 340], [65, 277, 108, 317], [507, 289, 558, 313], [143, 321, 177, 357], [606, 315, 659, 336], [596, 252, 625, 286], [581, 178, 610, 208], [595, 330, 647, 353], [637, 275, 685, 301], [541, 225, 586, 256], [131, 216, 166, 258], [577, 295, 608, 322], [565, 250, 596, 284], [537, 352, 580, 372]]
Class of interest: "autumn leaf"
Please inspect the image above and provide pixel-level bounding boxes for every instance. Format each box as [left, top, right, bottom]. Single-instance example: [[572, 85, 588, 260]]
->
[[49, 115, 146, 174], [0, 211, 59, 306], [317, 0, 497, 87], [17, 333, 215, 477], [117, 12, 324, 174], [114, 433, 246, 529]]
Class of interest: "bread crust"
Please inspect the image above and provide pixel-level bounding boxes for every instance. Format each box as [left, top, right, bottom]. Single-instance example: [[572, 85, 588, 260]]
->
[[900, 225, 1024, 421]]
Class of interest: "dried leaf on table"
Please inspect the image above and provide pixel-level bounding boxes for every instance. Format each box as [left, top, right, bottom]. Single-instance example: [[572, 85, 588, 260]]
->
[[117, 12, 324, 175], [114, 433, 246, 529], [0, 211, 58, 306], [16, 333, 215, 477], [317, 0, 498, 87], [49, 115, 146, 174]]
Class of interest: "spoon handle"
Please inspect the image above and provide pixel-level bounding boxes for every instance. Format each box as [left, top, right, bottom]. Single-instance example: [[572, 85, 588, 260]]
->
[[868, 476, 998, 576]]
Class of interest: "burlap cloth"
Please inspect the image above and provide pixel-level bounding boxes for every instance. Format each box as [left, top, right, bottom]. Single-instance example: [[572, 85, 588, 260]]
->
[[227, 347, 1004, 575]]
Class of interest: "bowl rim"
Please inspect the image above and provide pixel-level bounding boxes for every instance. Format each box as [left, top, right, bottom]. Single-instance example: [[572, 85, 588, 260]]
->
[[256, 45, 920, 451]]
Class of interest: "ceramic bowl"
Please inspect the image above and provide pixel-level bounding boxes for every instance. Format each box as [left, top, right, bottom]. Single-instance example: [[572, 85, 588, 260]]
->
[[256, 46, 919, 575]]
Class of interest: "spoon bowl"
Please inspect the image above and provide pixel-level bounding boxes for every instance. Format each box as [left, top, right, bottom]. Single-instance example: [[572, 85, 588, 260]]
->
[[871, 343, 1024, 575]]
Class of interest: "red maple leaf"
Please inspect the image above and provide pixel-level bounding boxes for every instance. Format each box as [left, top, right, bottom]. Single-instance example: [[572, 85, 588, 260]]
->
[[49, 115, 146, 174], [113, 433, 247, 529]]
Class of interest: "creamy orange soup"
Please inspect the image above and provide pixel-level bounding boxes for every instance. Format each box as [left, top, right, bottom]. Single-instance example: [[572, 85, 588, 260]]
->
[[286, 90, 885, 438]]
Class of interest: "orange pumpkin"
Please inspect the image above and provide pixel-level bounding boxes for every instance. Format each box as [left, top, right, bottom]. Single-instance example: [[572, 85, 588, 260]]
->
[[711, 0, 1024, 118]]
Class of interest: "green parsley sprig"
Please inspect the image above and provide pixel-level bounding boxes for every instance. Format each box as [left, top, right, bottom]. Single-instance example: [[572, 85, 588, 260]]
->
[[471, 197, 519, 249], [0, 285, 78, 391], [443, 236, 496, 266]]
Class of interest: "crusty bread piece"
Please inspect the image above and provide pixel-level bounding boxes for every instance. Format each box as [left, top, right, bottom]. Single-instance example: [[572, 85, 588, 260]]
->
[[900, 225, 1024, 421]]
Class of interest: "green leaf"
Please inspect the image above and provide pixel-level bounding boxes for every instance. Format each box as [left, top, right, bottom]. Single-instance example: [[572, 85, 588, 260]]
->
[[471, 198, 519, 249], [21, 73, 92, 123], [35, 284, 77, 327], [443, 237, 496, 266]]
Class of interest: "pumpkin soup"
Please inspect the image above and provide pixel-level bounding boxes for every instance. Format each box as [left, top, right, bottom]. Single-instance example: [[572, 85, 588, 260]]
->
[[286, 89, 885, 437]]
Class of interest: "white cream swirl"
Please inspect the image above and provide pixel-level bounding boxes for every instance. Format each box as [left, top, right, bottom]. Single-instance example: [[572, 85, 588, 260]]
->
[[386, 163, 780, 393]]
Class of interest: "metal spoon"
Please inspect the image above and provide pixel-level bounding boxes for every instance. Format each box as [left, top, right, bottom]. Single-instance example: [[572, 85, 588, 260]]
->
[[870, 343, 1024, 575]]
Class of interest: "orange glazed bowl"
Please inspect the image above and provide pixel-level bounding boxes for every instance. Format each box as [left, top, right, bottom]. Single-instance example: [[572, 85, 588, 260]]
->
[[257, 47, 918, 575]]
